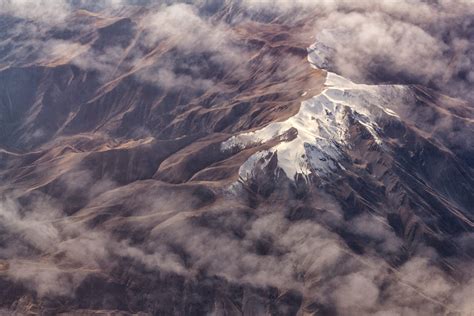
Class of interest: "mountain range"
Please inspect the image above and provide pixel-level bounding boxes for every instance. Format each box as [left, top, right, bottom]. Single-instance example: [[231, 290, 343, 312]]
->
[[0, 1, 473, 315]]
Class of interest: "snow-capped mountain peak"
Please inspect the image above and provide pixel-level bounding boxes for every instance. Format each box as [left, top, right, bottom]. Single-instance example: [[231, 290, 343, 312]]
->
[[222, 42, 406, 181]]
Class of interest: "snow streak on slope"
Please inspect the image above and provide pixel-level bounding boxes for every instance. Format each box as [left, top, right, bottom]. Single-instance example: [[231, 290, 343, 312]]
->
[[222, 41, 407, 181]]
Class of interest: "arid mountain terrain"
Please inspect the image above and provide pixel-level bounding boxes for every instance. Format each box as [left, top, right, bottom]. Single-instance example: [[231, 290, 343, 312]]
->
[[0, 1, 473, 315]]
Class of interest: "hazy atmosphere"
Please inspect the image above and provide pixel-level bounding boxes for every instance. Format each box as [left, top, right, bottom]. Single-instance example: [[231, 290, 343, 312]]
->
[[0, 1, 473, 315]]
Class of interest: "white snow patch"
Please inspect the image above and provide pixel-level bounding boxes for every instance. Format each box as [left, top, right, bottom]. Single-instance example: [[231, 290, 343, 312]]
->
[[239, 150, 272, 181]]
